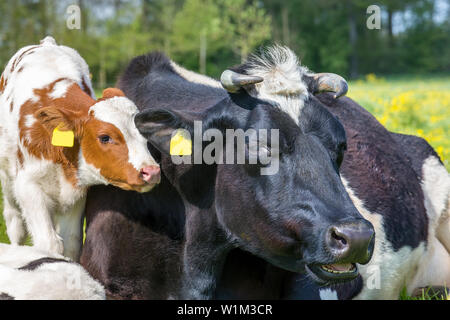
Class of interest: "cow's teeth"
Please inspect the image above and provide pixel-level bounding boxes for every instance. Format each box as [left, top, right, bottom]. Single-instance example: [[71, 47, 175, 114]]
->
[[320, 264, 355, 274]]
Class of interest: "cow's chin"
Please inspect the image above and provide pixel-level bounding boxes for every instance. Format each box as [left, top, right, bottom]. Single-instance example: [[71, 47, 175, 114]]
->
[[305, 263, 359, 284], [109, 180, 156, 193]]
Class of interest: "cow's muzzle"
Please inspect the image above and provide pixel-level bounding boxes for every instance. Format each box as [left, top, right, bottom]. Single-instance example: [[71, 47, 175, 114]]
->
[[306, 219, 375, 283]]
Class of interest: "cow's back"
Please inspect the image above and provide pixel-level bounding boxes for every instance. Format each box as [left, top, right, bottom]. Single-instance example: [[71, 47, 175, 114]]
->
[[313, 94, 434, 298], [117, 52, 227, 119]]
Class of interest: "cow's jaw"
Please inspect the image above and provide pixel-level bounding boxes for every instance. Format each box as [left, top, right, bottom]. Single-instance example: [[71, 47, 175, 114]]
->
[[306, 263, 359, 284]]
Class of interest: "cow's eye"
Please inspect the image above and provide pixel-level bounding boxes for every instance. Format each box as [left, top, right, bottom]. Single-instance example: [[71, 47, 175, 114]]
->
[[99, 135, 112, 144]]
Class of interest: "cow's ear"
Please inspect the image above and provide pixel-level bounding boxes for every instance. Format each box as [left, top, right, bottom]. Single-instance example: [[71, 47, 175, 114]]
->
[[101, 88, 126, 99], [35, 106, 84, 134], [134, 108, 193, 155]]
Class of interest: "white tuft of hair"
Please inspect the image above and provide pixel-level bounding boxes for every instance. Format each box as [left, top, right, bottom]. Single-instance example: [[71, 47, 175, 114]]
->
[[244, 45, 310, 124]]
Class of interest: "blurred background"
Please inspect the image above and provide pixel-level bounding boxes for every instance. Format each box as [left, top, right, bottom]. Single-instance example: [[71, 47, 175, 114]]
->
[[1, 0, 449, 84], [0, 0, 449, 243], [0, 0, 449, 166]]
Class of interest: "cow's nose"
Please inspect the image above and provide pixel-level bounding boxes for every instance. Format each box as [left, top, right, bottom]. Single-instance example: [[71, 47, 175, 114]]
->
[[325, 219, 375, 264], [140, 165, 161, 185]]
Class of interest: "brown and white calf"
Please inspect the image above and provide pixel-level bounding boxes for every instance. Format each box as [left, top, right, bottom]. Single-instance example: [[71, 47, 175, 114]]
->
[[0, 37, 160, 261]]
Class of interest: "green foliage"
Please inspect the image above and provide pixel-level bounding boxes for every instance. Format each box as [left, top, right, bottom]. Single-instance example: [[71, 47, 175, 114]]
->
[[0, 195, 9, 244], [0, 0, 448, 85], [220, 0, 272, 62]]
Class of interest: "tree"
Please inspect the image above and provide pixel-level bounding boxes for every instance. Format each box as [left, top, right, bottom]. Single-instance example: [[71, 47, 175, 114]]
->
[[171, 0, 222, 74], [220, 0, 272, 62]]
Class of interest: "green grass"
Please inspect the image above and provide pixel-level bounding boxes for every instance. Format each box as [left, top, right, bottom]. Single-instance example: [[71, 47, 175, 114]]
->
[[348, 75, 450, 170], [0, 196, 9, 244]]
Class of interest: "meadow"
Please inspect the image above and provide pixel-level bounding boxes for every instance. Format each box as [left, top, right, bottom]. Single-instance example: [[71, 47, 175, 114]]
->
[[0, 76, 448, 299]]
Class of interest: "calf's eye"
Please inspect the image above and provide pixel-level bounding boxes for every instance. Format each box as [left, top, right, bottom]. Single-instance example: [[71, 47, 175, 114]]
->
[[99, 135, 112, 144]]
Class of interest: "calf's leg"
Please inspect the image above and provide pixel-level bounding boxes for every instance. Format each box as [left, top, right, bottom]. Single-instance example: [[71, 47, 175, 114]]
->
[[14, 173, 63, 255], [1, 177, 26, 245], [54, 197, 86, 261]]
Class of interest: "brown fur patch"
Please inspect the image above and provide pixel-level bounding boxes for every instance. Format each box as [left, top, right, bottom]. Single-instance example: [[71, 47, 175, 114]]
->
[[81, 78, 93, 98], [100, 88, 125, 101], [0, 75, 5, 93], [17, 149, 24, 167], [18, 79, 95, 186]]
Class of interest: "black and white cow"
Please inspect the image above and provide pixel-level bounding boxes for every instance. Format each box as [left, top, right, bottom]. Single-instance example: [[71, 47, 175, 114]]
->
[[0, 244, 105, 300], [217, 92, 450, 300], [80, 48, 376, 299], [81, 46, 449, 300], [214, 47, 449, 299]]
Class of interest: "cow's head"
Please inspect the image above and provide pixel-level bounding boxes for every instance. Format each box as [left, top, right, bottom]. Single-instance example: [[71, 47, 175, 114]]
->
[[35, 86, 160, 192], [134, 47, 374, 284]]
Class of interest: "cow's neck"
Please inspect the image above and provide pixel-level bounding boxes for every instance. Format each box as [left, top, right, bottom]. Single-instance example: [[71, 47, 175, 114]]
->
[[163, 159, 232, 299], [181, 202, 232, 299]]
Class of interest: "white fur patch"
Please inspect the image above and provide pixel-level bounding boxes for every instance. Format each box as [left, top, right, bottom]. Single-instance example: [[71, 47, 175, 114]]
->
[[24, 114, 36, 128], [171, 62, 223, 89], [319, 288, 338, 300], [0, 244, 105, 300], [77, 153, 108, 187], [244, 46, 310, 124], [341, 177, 427, 300], [420, 156, 450, 247], [49, 79, 73, 99], [408, 156, 450, 290]]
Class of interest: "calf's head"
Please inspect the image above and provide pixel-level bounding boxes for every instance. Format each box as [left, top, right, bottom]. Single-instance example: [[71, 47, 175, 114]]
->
[[34, 86, 160, 192]]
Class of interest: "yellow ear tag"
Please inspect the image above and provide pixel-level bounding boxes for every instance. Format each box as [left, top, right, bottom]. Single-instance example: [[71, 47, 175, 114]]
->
[[170, 130, 192, 156], [51, 124, 74, 147]]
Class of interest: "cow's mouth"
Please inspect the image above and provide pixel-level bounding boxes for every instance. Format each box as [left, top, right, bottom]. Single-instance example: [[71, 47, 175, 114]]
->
[[306, 263, 358, 283]]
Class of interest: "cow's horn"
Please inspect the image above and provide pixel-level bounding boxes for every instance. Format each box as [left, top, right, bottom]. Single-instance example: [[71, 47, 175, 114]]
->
[[220, 70, 264, 93], [311, 73, 348, 99]]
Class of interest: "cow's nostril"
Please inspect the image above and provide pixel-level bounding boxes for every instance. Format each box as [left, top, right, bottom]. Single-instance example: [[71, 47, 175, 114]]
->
[[326, 220, 375, 264], [331, 229, 347, 245], [140, 166, 161, 184]]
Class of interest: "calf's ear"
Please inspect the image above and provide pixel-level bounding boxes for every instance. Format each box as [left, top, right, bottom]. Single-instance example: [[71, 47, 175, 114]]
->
[[134, 108, 193, 155], [34, 106, 84, 133], [101, 88, 126, 99]]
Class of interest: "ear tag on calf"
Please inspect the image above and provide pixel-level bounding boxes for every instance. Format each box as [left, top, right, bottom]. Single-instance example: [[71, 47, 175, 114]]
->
[[170, 130, 192, 156], [51, 124, 74, 147]]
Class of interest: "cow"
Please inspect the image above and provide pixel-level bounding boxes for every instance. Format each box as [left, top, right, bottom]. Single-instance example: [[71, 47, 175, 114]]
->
[[0, 243, 105, 300], [216, 95, 450, 300], [82, 46, 449, 300], [276, 130, 450, 300], [80, 48, 376, 299], [0, 37, 161, 261], [212, 48, 449, 299]]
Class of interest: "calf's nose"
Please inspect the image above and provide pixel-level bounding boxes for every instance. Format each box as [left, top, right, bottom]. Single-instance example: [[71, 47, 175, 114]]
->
[[325, 219, 375, 264], [140, 165, 161, 185]]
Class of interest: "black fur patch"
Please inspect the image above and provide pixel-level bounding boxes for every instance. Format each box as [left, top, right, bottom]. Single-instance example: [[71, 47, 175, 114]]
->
[[0, 293, 14, 300], [318, 93, 428, 250], [18, 257, 71, 271]]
